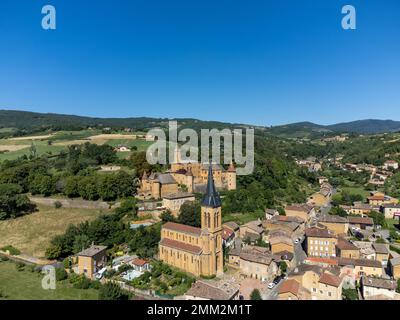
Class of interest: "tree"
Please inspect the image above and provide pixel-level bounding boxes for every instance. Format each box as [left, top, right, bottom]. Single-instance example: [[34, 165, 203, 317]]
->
[[0, 183, 35, 220], [73, 234, 91, 254], [397, 279, 400, 294], [279, 261, 287, 274], [178, 201, 201, 227], [55, 267, 68, 281], [329, 206, 348, 217], [250, 289, 262, 300], [368, 211, 386, 228], [160, 210, 176, 223], [130, 152, 159, 178], [342, 288, 359, 300], [99, 282, 130, 300]]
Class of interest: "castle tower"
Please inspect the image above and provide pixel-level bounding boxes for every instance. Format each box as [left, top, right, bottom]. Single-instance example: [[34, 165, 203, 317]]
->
[[226, 162, 237, 190], [200, 165, 223, 276], [185, 167, 194, 193]]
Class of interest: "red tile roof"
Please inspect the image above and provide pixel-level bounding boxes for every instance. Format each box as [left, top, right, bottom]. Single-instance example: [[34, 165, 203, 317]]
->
[[305, 227, 335, 238], [347, 216, 374, 225], [279, 279, 300, 296], [305, 257, 339, 265], [319, 272, 342, 288], [160, 238, 202, 255], [162, 222, 202, 236], [336, 238, 359, 251], [132, 258, 149, 267]]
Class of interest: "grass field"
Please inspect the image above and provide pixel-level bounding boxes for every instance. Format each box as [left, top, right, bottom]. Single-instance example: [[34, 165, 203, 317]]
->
[[0, 261, 99, 300], [0, 205, 108, 258], [222, 212, 263, 225]]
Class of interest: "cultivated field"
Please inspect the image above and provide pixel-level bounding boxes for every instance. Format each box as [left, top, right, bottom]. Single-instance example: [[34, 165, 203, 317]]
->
[[0, 130, 152, 161], [0, 205, 109, 258]]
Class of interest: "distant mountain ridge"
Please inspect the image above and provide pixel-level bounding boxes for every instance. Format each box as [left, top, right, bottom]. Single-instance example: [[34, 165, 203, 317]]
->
[[269, 119, 400, 136], [0, 110, 399, 135]]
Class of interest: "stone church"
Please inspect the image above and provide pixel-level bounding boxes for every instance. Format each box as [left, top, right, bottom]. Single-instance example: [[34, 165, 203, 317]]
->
[[158, 166, 224, 277]]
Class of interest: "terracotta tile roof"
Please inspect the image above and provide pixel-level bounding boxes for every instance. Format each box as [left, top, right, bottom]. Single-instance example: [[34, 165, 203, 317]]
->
[[338, 257, 382, 268], [305, 257, 339, 266], [132, 258, 149, 267], [285, 204, 314, 213], [274, 215, 305, 224], [336, 238, 359, 251], [159, 238, 202, 255], [186, 280, 239, 300], [305, 227, 336, 238], [223, 221, 240, 231], [372, 243, 390, 254], [319, 272, 342, 287], [347, 216, 374, 225], [279, 279, 300, 296], [319, 214, 347, 224], [362, 276, 397, 290], [77, 245, 107, 257], [162, 222, 202, 236], [368, 195, 385, 200], [239, 247, 273, 266], [269, 235, 293, 246]]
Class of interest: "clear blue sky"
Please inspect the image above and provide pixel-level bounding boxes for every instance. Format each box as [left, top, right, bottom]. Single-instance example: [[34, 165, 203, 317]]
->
[[0, 0, 399, 126]]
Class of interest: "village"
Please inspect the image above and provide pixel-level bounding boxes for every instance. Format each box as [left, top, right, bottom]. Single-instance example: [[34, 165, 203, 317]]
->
[[20, 147, 397, 302]]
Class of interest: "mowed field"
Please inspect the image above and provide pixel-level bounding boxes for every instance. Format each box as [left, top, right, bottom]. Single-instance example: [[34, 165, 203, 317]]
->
[[0, 261, 99, 300], [0, 130, 153, 161], [0, 205, 108, 258]]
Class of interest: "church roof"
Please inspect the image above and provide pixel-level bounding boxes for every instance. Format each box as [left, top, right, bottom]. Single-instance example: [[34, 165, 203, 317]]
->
[[202, 165, 222, 208], [162, 222, 202, 236], [160, 238, 202, 255]]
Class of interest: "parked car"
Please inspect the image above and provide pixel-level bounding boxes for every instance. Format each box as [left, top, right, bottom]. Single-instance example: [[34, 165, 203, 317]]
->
[[268, 282, 275, 289]]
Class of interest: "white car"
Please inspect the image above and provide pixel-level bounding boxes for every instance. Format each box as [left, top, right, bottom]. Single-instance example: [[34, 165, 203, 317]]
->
[[268, 283, 275, 289]]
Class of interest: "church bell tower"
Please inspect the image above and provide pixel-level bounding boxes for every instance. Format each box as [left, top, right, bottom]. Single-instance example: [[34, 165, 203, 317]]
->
[[201, 165, 224, 276]]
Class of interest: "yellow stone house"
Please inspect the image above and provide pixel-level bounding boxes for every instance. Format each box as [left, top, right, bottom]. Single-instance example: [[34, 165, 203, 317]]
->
[[76, 245, 107, 279], [158, 166, 224, 277]]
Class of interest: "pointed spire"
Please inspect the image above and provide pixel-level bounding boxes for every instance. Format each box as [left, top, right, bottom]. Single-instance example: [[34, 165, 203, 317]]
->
[[202, 164, 221, 208]]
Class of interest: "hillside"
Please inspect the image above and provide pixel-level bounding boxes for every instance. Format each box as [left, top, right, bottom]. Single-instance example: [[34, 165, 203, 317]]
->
[[1, 110, 400, 137], [0, 110, 248, 136], [268, 119, 400, 137], [326, 119, 400, 134]]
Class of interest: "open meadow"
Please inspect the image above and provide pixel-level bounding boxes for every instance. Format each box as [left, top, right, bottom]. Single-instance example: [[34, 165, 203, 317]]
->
[[0, 205, 109, 258], [0, 260, 99, 300]]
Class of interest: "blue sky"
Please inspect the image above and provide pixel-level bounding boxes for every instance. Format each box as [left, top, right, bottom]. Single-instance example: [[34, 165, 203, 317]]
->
[[0, 0, 399, 126]]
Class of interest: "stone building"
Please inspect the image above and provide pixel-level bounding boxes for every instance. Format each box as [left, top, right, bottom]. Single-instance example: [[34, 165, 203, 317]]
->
[[158, 166, 224, 277]]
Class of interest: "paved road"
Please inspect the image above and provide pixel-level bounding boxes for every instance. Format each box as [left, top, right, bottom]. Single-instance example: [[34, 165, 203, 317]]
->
[[294, 238, 307, 266], [264, 279, 285, 300]]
